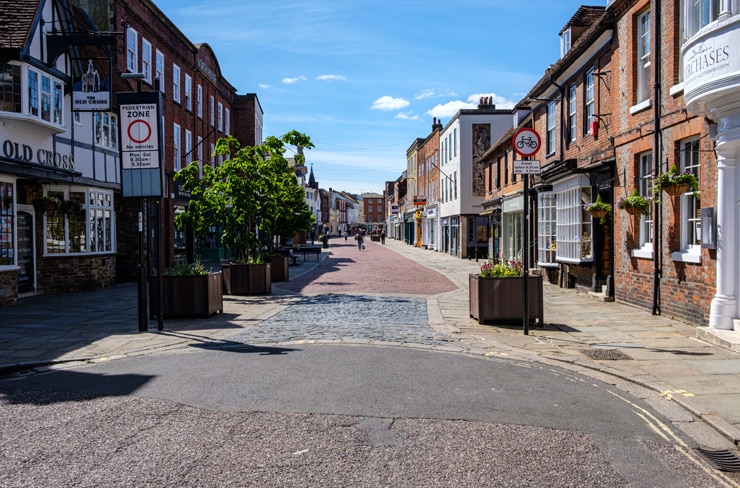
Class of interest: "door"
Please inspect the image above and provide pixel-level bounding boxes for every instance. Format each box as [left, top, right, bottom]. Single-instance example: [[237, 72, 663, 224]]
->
[[16, 206, 35, 294]]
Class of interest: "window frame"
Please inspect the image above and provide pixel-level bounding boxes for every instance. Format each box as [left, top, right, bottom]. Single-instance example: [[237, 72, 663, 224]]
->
[[554, 176, 593, 264], [42, 188, 115, 256], [634, 152, 654, 257], [155, 50, 165, 93], [637, 9, 652, 104], [546, 101, 557, 155], [173, 123, 181, 171], [126, 27, 138, 73], [568, 83, 577, 142], [141, 38, 152, 84], [676, 137, 702, 260], [172, 64, 181, 103], [585, 67, 595, 135], [184, 74, 192, 111], [537, 192, 558, 266]]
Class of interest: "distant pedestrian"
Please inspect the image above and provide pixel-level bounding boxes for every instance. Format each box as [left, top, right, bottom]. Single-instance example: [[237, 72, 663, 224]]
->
[[380, 231, 386, 245], [357, 232, 364, 251], [344, 231, 348, 241]]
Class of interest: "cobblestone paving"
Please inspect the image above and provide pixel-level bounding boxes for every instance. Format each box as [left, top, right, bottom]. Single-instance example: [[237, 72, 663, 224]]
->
[[230, 294, 456, 346]]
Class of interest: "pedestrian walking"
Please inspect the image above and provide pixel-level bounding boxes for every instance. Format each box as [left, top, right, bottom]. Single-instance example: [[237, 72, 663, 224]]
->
[[380, 230, 386, 245], [357, 232, 364, 251], [344, 231, 348, 241]]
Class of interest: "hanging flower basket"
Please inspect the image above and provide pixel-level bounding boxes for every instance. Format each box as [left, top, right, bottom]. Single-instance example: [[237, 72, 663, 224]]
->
[[32, 196, 61, 214], [588, 208, 608, 219], [617, 189, 650, 216], [653, 164, 699, 197], [662, 182, 690, 196]]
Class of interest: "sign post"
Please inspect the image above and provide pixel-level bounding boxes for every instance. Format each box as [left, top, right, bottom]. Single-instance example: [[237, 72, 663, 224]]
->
[[512, 128, 541, 335], [118, 90, 164, 332]]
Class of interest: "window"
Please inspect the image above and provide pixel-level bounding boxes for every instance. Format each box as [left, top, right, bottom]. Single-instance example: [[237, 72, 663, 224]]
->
[[560, 27, 572, 58], [184, 74, 192, 111], [453, 128, 457, 157], [43, 189, 114, 255], [141, 39, 152, 84], [173, 123, 181, 171], [680, 138, 701, 254], [225, 108, 230, 135], [538, 192, 557, 266], [197, 136, 203, 177], [197, 85, 203, 118], [26, 67, 63, 126], [568, 83, 577, 142], [155, 50, 165, 92], [585, 68, 595, 134], [368, 205, 373, 212], [546, 101, 556, 155], [94, 112, 118, 149], [555, 178, 593, 262], [684, 0, 722, 39], [638, 152, 653, 250], [126, 28, 138, 72], [172, 64, 180, 103], [210, 96, 215, 127], [218, 102, 223, 131], [0, 63, 21, 114], [454, 172, 458, 200], [0, 181, 14, 267], [185, 130, 192, 166], [637, 10, 651, 103]]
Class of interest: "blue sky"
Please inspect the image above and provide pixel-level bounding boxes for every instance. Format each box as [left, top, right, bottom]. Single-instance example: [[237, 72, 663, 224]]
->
[[153, 0, 595, 195]]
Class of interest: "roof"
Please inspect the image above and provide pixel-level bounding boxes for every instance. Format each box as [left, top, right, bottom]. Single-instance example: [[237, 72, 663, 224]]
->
[[560, 5, 606, 34], [0, 0, 41, 50]]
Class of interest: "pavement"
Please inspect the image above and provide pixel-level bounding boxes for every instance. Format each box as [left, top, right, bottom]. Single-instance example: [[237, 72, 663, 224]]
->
[[1, 236, 739, 453]]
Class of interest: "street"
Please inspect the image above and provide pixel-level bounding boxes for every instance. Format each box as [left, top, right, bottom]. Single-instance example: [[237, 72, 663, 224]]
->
[[1, 240, 738, 487]]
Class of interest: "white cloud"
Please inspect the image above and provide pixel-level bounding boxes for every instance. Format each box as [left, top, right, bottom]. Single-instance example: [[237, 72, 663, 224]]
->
[[395, 111, 420, 121], [371, 96, 410, 111], [259, 83, 272, 89], [415, 89, 435, 100], [282, 75, 307, 84], [317, 74, 347, 81], [425, 100, 476, 118]]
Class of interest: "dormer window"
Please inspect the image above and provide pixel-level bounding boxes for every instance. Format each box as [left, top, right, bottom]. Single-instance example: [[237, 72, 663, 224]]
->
[[560, 27, 572, 57]]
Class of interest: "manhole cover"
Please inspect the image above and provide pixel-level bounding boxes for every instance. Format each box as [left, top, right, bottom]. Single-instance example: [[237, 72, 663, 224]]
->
[[693, 448, 740, 472], [581, 349, 633, 361]]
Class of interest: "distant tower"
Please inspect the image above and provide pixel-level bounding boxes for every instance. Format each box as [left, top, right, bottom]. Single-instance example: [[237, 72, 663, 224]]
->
[[308, 164, 318, 189]]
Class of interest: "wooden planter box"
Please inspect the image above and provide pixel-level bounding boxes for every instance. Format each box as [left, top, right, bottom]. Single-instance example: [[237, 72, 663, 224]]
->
[[268, 256, 289, 282], [469, 273, 543, 325], [150, 272, 223, 319], [222, 263, 272, 295]]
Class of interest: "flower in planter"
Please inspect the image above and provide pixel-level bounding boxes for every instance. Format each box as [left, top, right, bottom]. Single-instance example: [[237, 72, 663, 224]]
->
[[653, 163, 699, 196], [617, 189, 651, 216], [167, 256, 209, 276], [480, 260, 523, 278], [583, 194, 612, 224]]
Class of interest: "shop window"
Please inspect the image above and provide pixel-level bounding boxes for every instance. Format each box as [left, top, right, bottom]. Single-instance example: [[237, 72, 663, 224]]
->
[[537, 192, 557, 266], [43, 189, 113, 255], [555, 183, 593, 263], [0, 182, 14, 267]]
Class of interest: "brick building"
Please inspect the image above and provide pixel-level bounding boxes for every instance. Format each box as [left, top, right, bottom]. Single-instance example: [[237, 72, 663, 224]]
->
[[0, 0, 261, 305]]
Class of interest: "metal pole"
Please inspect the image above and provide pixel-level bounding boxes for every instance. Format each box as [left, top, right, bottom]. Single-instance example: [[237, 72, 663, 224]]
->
[[523, 175, 530, 335], [137, 199, 148, 331]]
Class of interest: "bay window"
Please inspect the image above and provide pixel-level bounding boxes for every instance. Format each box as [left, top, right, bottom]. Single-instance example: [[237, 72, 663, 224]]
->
[[555, 176, 593, 263], [26, 67, 64, 127]]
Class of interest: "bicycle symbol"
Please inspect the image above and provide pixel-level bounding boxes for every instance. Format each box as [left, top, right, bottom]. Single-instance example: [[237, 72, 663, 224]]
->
[[516, 136, 538, 149]]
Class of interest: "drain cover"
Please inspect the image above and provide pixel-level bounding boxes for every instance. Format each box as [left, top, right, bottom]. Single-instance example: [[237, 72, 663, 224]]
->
[[693, 448, 740, 472], [581, 349, 633, 361]]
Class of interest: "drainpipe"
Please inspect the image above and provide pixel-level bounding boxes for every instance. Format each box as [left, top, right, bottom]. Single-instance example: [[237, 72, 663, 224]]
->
[[651, 0, 662, 315]]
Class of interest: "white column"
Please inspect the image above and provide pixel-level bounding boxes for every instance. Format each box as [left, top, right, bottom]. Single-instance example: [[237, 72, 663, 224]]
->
[[709, 117, 740, 329]]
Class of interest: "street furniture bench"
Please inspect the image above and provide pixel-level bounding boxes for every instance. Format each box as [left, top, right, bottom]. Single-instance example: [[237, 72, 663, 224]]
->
[[294, 246, 322, 261]]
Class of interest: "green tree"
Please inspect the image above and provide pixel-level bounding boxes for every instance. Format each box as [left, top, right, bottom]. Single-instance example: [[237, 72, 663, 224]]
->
[[175, 134, 313, 263]]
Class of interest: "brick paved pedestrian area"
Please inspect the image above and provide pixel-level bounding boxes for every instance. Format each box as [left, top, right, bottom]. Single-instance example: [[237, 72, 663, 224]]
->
[[231, 294, 456, 345], [276, 239, 457, 296], [238, 240, 460, 345]]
